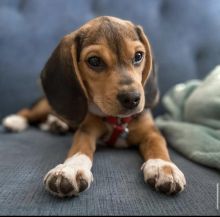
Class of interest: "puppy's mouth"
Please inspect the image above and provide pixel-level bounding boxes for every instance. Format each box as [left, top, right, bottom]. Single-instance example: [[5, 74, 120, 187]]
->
[[117, 106, 143, 117], [88, 101, 143, 118], [90, 90, 144, 117]]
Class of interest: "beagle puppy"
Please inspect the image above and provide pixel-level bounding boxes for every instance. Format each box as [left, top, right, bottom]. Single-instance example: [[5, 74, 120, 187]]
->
[[2, 16, 186, 197]]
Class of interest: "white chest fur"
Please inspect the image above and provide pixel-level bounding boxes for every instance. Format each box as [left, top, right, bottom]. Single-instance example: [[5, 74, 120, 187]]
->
[[88, 102, 130, 148]]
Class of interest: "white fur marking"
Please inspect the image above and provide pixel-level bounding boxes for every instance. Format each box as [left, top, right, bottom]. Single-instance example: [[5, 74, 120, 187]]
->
[[39, 114, 69, 131], [44, 153, 93, 197], [2, 114, 28, 132], [64, 153, 92, 170], [47, 115, 69, 130], [88, 102, 106, 117], [142, 159, 186, 193], [39, 123, 50, 131]]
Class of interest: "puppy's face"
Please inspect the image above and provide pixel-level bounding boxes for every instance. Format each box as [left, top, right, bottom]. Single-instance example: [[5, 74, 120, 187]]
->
[[77, 17, 151, 117], [41, 16, 154, 127]]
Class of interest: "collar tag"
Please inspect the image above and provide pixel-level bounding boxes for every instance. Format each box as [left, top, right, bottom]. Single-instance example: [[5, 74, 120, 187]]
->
[[120, 127, 129, 139], [104, 116, 133, 145]]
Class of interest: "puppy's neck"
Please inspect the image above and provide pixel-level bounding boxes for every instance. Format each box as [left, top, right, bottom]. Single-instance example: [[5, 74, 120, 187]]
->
[[88, 102, 107, 117]]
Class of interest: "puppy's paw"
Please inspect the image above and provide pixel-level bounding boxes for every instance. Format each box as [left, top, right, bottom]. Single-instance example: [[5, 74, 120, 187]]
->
[[142, 159, 186, 195], [43, 154, 93, 197], [40, 114, 69, 134], [2, 114, 28, 132]]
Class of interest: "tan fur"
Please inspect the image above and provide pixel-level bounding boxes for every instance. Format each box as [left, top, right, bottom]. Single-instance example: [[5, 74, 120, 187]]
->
[[77, 19, 149, 116], [17, 98, 51, 123], [66, 114, 107, 160], [127, 110, 170, 161]]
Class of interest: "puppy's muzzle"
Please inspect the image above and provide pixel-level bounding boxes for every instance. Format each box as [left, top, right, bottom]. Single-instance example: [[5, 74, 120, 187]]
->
[[117, 92, 140, 110]]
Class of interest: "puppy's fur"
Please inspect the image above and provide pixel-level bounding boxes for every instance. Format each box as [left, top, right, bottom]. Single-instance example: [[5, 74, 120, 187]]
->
[[2, 16, 186, 197]]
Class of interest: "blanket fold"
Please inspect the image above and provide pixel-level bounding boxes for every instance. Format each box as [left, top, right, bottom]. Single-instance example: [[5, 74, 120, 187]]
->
[[156, 65, 220, 171]]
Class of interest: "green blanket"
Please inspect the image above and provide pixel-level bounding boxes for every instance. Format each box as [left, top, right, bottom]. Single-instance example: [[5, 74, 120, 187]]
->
[[156, 65, 220, 171]]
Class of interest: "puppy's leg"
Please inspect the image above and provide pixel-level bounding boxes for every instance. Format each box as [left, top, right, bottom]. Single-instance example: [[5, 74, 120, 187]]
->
[[43, 114, 107, 197], [128, 110, 186, 195], [2, 97, 51, 132]]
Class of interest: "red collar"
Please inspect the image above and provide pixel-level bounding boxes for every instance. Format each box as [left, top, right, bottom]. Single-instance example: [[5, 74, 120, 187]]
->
[[103, 116, 133, 145]]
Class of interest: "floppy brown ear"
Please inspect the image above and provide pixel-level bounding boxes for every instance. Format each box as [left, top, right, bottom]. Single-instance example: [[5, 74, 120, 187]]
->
[[136, 25, 159, 108], [144, 60, 160, 108], [40, 32, 88, 128], [135, 25, 152, 85]]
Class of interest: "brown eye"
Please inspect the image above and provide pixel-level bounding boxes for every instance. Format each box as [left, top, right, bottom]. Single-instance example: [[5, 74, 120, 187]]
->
[[133, 51, 144, 65], [87, 56, 105, 69]]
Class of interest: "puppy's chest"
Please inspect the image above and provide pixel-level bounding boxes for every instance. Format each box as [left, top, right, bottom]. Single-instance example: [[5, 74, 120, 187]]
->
[[98, 117, 131, 148]]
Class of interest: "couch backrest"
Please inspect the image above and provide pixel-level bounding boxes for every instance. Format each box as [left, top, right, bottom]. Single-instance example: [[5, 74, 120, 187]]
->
[[0, 0, 220, 118]]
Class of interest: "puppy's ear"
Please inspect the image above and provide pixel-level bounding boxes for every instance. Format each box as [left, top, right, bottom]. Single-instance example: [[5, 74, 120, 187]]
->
[[144, 60, 160, 108], [136, 25, 159, 108], [135, 25, 152, 85], [40, 32, 88, 128]]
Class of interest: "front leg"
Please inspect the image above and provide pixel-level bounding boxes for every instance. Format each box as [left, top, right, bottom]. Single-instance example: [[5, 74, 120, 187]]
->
[[128, 110, 186, 195], [44, 114, 107, 197]]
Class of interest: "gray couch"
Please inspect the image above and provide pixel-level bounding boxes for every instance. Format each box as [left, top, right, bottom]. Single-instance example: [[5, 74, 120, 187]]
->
[[0, 0, 220, 215]]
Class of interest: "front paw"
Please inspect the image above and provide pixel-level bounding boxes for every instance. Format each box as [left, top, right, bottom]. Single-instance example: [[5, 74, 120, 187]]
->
[[142, 159, 186, 195], [44, 164, 93, 197]]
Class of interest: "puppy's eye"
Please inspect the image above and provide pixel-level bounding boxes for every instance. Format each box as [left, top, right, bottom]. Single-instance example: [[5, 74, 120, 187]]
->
[[133, 51, 144, 65], [87, 56, 105, 69]]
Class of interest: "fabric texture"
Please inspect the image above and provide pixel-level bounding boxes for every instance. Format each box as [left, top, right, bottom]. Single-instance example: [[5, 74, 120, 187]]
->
[[156, 66, 220, 171], [0, 126, 219, 216]]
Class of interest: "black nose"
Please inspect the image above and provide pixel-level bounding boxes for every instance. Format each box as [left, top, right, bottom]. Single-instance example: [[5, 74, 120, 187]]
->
[[117, 92, 140, 109]]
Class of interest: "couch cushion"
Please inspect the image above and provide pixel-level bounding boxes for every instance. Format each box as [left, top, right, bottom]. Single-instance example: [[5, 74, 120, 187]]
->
[[0, 127, 219, 215], [1, 0, 220, 117]]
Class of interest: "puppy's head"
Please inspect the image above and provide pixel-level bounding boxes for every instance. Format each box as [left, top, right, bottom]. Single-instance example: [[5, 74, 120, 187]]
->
[[41, 16, 159, 127]]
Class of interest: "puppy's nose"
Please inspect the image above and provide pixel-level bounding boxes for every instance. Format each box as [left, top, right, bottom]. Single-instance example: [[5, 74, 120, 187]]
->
[[117, 92, 140, 110]]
